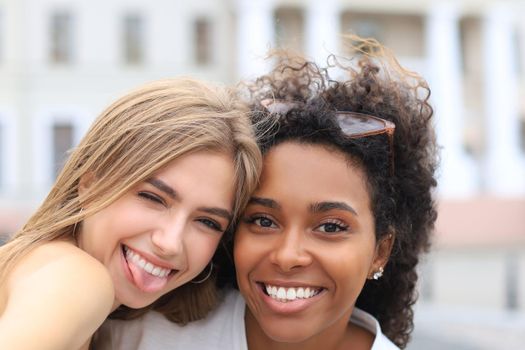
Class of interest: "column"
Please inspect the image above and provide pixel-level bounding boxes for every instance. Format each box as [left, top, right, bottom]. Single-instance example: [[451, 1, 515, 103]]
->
[[483, 3, 525, 195], [235, 0, 275, 80], [305, 0, 340, 65], [425, 2, 478, 197]]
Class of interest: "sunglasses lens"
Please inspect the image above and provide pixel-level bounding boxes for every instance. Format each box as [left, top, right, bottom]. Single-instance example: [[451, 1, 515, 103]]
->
[[261, 99, 297, 114], [335, 113, 389, 136]]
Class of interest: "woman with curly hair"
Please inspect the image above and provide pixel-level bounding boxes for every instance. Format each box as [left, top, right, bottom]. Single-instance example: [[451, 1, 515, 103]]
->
[[233, 47, 437, 350], [96, 38, 437, 350]]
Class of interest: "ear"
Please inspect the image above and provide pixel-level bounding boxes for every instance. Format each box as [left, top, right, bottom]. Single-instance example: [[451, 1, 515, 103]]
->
[[78, 172, 96, 197], [368, 232, 395, 279]]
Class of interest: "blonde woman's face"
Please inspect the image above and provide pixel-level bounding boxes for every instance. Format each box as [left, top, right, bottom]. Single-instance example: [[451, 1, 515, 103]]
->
[[78, 150, 235, 309]]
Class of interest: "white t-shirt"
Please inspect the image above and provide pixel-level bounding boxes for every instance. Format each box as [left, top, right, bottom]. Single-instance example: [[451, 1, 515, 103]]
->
[[95, 290, 399, 350]]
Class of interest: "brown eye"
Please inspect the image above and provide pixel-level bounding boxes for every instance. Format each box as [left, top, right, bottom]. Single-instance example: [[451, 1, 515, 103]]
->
[[316, 220, 349, 234], [243, 215, 277, 229], [255, 217, 275, 228]]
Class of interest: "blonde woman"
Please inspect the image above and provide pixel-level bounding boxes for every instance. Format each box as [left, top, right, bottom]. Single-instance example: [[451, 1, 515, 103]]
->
[[0, 78, 261, 350]]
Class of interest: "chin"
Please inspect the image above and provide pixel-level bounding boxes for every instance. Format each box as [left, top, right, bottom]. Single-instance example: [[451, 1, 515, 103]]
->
[[116, 292, 156, 310], [261, 324, 315, 344]]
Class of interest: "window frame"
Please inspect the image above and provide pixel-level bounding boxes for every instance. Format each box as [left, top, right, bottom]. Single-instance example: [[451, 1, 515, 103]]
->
[[49, 10, 75, 64], [0, 108, 17, 194], [122, 13, 145, 65], [33, 108, 90, 189]]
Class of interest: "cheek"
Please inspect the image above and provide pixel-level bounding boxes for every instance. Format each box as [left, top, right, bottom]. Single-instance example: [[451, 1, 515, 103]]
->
[[233, 229, 258, 273], [326, 241, 376, 280], [188, 233, 222, 269]]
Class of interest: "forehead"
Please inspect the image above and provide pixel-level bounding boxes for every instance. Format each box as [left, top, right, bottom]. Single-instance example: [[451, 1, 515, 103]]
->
[[153, 150, 236, 201], [257, 142, 371, 211]]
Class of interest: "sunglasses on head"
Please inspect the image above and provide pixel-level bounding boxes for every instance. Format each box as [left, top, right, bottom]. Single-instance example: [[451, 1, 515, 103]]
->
[[261, 99, 396, 175]]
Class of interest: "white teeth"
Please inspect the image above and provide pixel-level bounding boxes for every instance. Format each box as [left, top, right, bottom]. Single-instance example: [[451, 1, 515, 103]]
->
[[286, 288, 296, 300], [124, 246, 171, 278], [264, 284, 322, 302], [145, 262, 154, 273]]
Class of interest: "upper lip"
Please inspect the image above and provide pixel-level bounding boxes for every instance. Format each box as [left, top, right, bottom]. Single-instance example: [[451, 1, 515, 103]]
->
[[123, 245, 179, 271], [258, 280, 325, 289]]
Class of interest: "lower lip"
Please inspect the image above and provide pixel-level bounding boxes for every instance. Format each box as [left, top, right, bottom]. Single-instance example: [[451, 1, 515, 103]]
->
[[256, 283, 325, 315]]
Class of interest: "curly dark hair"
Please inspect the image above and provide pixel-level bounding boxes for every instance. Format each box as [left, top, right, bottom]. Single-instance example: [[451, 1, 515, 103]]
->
[[218, 38, 438, 348]]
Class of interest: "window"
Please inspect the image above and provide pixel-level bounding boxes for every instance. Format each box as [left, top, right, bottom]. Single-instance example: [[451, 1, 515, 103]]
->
[[0, 232, 8, 246], [52, 123, 73, 178], [50, 12, 73, 64], [33, 112, 88, 187], [0, 10, 3, 63], [513, 26, 523, 77], [0, 124, 3, 187], [194, 18, 212, 65], [0, 112, 16, 191], [274, 7, 304, 52], [460, 17, 482, 76], [519, 112, 525, 153], [123, 14, 144, 64]]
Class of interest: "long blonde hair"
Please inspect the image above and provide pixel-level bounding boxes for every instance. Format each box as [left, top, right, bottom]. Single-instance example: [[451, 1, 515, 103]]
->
[[0, 78, 262, 323]]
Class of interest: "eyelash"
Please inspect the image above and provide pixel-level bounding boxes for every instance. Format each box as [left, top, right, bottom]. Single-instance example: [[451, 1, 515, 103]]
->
[[244, 215, 349, 236], [138, 191, 166, 206], [316, 220, 349, 234], [198, 218, 224, 233], [139, 191, 224, 233], [244, 214, 277, 229]]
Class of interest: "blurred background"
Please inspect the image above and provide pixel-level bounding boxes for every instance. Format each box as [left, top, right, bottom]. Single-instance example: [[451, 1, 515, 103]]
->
[[0, 0, 524, 348]]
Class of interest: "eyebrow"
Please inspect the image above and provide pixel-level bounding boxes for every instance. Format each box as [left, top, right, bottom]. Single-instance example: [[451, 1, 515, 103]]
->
[[198, 207, 233, 222], [248, 196, 281, 210], [146, 178, 232, 221], [146, 178, 177, 200], [310, 201, 358, 216]]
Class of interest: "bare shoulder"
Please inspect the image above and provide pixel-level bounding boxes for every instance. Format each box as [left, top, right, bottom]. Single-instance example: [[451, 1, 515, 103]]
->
[[9, 240, 114, 299], [0, 240, 114, 349]]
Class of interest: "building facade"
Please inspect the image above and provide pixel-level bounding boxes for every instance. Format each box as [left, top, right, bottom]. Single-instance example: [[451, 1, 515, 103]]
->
[[0, 0, 524, 313]]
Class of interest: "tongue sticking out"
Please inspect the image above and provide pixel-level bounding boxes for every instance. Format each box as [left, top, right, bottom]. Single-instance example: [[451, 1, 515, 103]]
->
[[128, 260, 170, 293]]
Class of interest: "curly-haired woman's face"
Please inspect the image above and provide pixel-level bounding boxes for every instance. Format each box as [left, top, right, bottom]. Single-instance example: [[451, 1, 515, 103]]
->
[[235, 142, 389, 345]]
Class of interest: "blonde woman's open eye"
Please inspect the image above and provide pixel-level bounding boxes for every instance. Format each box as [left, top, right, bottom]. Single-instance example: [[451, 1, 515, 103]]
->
[[316, 220, 349, 234], [197, 218, 224, 233]]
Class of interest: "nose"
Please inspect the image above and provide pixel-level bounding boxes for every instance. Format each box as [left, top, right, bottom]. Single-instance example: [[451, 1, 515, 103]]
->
[[269, 227, 312, 272], [151, 217, 186, 258]]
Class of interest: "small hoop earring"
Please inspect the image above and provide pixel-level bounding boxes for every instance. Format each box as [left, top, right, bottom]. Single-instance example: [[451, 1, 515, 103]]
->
[[72, 208, 84, 237], [191, 263, 213, 284], [372, 266, 384, 280]]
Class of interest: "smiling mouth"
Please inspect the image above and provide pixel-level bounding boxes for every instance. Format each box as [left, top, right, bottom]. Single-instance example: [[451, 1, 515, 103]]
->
[[122, 245, 176, 278], [259, 282, 325, 302]]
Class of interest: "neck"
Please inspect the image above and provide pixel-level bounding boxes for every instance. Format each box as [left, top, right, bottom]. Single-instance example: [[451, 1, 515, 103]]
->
[[79, 338, 91, 350], [244, 308, 370, 350], [111, 299, 121, 312]]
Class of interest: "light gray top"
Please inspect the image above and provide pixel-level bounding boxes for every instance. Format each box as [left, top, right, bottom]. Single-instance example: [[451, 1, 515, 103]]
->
[[95, 289, 399, 350]]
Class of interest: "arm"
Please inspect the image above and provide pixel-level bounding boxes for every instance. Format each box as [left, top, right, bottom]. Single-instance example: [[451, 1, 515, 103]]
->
[[0, 252, 115, 350]]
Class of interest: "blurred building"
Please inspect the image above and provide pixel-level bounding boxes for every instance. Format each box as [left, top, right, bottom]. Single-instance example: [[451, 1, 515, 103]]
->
[[1, 0, 524, 321]]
